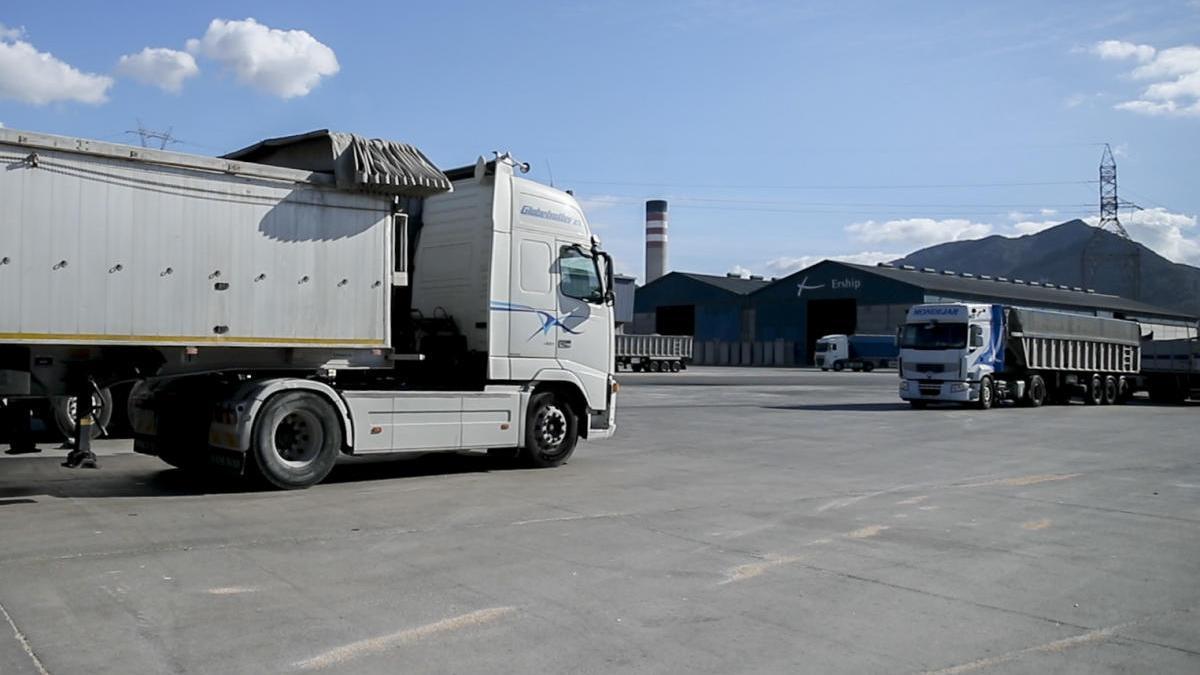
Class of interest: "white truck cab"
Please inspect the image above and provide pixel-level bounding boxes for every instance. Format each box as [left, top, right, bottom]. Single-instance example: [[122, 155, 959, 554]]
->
[[898, 303, 1001, 407]]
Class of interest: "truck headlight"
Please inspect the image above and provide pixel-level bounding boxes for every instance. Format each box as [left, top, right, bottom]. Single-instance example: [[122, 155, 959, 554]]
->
[[950, 383, 968, 392], [898, 381, 908, 393]]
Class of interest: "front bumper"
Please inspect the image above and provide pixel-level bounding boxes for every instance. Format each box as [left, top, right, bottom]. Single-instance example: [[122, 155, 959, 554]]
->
[[899, 379, 980, 403]]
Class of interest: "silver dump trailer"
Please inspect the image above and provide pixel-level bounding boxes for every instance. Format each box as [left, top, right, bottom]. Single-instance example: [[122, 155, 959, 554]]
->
[[615, 334, 692, 372], [0, 128, 618, 486]]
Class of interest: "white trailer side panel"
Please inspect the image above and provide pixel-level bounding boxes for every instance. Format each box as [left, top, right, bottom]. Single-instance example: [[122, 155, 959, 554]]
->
[[0, 136, 393, 348]]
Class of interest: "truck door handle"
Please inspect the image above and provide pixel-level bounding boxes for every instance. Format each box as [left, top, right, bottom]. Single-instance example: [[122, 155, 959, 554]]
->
[[558, 340, 572, 349]]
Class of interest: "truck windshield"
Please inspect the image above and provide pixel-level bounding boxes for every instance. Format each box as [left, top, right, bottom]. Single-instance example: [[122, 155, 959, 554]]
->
[[814, 342, 830, 352], [560, 247, 603, 302], [899, 323, 967, 350]]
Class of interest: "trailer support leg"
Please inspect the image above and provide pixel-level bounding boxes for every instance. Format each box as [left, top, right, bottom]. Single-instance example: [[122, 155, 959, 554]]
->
[[63, 382, 98, 469]]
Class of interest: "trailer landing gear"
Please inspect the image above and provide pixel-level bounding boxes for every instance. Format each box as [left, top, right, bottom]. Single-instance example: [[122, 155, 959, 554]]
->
[[62, 380, 100, 469]]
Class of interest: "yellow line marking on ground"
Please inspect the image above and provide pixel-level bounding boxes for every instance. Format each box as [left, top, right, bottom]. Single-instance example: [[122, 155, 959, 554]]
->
[[719, 554, 805, 585], [206, 586, 259, 595], [846, 525, 890, 539], [1022, 519, 1052, 530], [294, 607, 516, 670], [960, 473, 1081, 488], [896, 495, 929, 505], [924, 621, 1134, 674]]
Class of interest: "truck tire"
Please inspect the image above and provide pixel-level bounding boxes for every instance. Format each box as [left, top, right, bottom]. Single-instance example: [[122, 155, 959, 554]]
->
[[1116, 377, 1132, 404], [862, 362, 875, 372], [521, 392, 578, 468], [1102, 376, 1118, 405], [248, 392, 342, 489], [1026, 375, 1046, 408], [833, 361, 845, 372], [1085, 375, 1103, 405], [670, 361, 681, 372], [52, 388, 114, 441], [976, 376, 994, 410]]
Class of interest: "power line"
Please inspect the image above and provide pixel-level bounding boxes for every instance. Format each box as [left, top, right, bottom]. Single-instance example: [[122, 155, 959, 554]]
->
[[124, 120, 179, 150], [565, 178, 1099, 191]]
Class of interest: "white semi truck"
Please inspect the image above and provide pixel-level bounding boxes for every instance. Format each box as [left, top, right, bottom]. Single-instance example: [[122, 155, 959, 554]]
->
[[0, 128, 617, 488], [897, 303, 1141, 409]]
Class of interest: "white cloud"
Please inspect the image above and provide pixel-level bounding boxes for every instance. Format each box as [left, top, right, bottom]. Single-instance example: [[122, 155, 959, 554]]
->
[[1121, 207, 1200, 265], [1092, 41, 1200, 118], [1040, 208, 1058, 216], [762, 251, 903, 277], [0, 23, 25, 41], [1092, 40, 1156, 63], [726, 265, 753, 278], [0, 33, 112, 105], [1010, 220, 1060, 235], [187, 18, 339, 98], [116, 47, 199, 93], [1007, 211, 1027, 222], [845, 217, 992, 248]]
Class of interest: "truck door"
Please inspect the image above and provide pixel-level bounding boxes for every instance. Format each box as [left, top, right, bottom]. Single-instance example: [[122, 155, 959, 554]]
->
[[556, 244, 612, 409], [506, 236, 558, 361]]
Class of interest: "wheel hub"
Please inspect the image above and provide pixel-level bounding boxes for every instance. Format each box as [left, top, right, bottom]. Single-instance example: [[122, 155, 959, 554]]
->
[[536, 406, 568, 449], [273, 411, 321, 466]]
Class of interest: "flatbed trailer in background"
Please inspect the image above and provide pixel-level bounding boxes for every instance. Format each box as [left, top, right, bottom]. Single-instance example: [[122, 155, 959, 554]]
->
[[616, 334, 692, 372]]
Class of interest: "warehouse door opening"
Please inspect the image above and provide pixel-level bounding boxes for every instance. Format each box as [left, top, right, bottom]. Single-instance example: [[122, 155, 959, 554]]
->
[[656, 305, 695, 336], [806, 299, 856, 364]]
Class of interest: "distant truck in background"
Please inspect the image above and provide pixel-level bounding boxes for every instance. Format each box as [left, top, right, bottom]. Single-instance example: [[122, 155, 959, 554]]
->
[[815, 334, 897, 372], [616, 334, 692, 372], [898, 303, 1141, 409], [1141, 321, 1200, 403]]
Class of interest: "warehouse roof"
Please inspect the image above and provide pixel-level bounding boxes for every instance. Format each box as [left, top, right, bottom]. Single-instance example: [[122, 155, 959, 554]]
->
[[675, 272, 771, 295], [837, 261, 1193, 320]]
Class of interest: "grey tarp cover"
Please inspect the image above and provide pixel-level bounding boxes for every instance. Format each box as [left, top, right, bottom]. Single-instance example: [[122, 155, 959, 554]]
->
[[1008, 307, 1141, 346], [224, 130, 453, 197]]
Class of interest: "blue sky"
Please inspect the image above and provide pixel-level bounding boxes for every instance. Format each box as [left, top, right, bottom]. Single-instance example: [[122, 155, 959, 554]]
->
[[2, 1, 1198, 280]]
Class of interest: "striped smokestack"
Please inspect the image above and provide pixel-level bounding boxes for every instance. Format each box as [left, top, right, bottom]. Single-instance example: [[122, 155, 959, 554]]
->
[[645, 199, 668, 282]]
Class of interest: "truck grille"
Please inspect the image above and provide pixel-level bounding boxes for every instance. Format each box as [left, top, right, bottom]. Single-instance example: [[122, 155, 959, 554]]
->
[[913, 363, 946, 373]]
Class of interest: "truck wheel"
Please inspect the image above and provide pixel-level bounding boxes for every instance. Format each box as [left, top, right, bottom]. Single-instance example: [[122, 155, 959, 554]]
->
[[249, 392, 342, 489], [1116, 377, 1132, 404], [1085, 375, 1103, 406], [862, 362, 875, 372], [1102, 376, 1118, 405], [52, 388, 115, 441], [521, 392, 578, 468], [1025, 375, 1046, 408], [833, 361, 845, 372], [976, 376, 994, 410], [670, 361, 681, 372]]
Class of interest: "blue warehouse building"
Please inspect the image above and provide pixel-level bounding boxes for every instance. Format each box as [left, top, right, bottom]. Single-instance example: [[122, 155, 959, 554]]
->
[[633, 260, 1196, 366]]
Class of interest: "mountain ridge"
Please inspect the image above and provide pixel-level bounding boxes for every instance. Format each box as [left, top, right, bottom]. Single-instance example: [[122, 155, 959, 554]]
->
[[891, 220, 1200, 317]]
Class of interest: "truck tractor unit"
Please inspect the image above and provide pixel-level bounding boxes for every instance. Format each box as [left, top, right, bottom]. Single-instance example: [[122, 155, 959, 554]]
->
[[815, 334, 897, 372], [0, 128, 617, 488], [898, 303, 1141, 409]]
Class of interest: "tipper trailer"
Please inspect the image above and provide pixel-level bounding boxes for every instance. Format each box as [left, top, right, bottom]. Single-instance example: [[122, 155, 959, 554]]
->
[[814, 334, 896, 372], [898, 303, 1141, 409], [0, 128, 617, 488], [615, 333, 692, 372], [1140, 321, 1200, 403]]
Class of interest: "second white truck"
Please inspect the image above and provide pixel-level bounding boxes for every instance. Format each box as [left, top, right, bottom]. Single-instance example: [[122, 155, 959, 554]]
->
[[897, 303, 1141, 409]]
